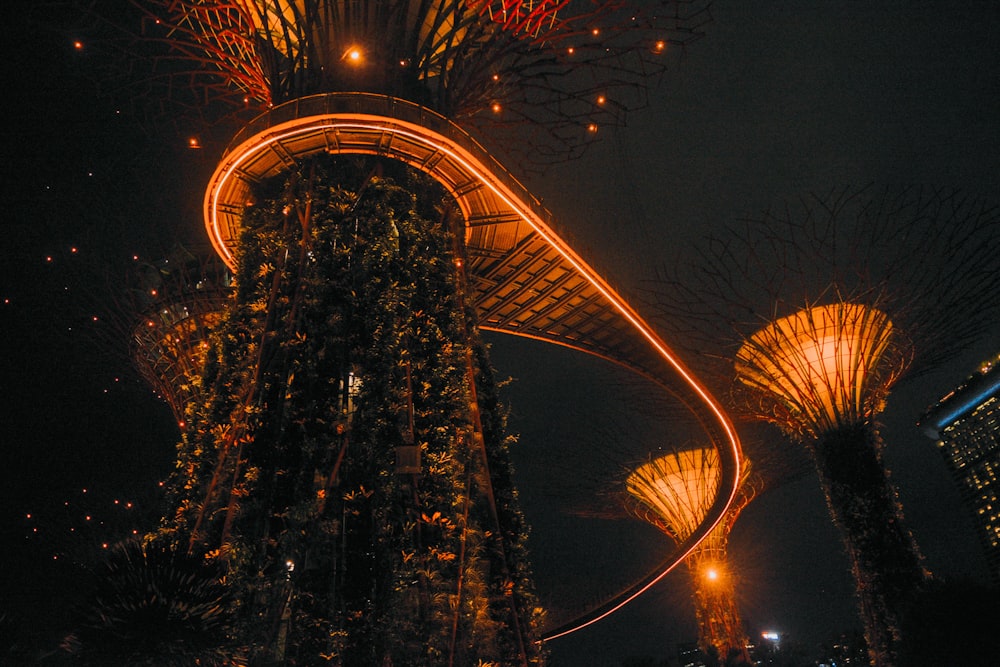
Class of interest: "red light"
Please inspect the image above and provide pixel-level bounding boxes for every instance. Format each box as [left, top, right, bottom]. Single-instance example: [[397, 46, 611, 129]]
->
[[74, 41, 83, 51]]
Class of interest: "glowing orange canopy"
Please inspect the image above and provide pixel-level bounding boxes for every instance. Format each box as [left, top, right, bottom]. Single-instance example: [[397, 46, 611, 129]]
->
[[626, 448, 721, 542], [735, 302, 898, 437]]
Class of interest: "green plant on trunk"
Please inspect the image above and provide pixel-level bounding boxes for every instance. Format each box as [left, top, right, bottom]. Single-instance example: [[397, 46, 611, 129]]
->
[[157, 155, 542, 665]]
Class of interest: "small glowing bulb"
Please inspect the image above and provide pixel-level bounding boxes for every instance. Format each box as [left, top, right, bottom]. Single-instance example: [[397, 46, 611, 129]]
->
[[653, 40, 666, 53], [706, 568, 719, 581], [491, 102, 502, 113], [567, 46, 575, 55], [587, 123, 598, 133], [591, 28, 600, 36], [596, 95, 606, 105], [74, 41, 84, 50]]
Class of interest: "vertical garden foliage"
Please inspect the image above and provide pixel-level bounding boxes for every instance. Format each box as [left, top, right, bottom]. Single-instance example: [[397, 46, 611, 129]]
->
[[161, 156, 541, 665]]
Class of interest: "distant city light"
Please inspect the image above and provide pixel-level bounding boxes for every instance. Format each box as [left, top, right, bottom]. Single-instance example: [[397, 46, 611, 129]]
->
[[761, 631, 781, 642]]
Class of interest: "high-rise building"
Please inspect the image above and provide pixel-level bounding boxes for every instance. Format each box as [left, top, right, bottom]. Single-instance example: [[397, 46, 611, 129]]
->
[[919, 354, 1000, 585]]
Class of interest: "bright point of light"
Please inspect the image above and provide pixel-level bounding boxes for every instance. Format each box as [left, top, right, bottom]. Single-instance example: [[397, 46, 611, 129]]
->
[[587, 123, 598, 133], [653, 40, 666, 53], [491, 102, 502, 113], [591, 28, 600, 36], [706, 568, 719, 581], [567, 46, 575, 55], [596, 95, 606, 105], [761, 631, 780, 642], [74, 41, 83, 50], [344, 47, 362, 62]]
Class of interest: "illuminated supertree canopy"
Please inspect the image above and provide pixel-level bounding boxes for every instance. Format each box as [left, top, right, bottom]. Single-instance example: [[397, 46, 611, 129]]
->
[[126, 247, 231, 426], [39, 1, 745, 662], [734, 301, 901, 440], [652, 185, 1000, 666], [84, 0, 710, 161], [625, 447, 757, 664]]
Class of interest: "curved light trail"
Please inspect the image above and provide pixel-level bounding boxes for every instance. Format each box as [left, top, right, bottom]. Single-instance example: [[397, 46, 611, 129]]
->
[[203, 92, 743, 641]]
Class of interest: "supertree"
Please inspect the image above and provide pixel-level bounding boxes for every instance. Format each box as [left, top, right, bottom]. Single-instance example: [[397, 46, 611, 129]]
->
[[103, 0, 712, 164], [651, 185, 1000, 666], [61, 1, 746, 663], [121, 246, 232, 427], [625, 446, 757, 664]]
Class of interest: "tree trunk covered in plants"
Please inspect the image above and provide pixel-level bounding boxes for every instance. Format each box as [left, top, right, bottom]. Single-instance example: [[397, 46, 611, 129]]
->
[[811, 422, 927, 667], [160, 156, 543, 665]]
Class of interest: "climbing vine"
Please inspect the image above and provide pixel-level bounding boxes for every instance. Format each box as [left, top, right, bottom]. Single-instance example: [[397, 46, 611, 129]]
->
[[158, 155, 542, 665]]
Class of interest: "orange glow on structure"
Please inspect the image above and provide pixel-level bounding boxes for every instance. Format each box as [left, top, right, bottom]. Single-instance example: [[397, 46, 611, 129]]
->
[[627, 448, 720, 541], [626, 450, 753, 662], [203, 93, 743, 639], [736, 303, 898, 437]]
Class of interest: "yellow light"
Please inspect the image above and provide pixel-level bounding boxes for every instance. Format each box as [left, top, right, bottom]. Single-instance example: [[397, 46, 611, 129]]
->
[[592, 28, 600, 36], [736, 303, 896, 435], [587, 123, 598, 133], [596, 95, 606, 105], [491, 102, 502, 114], [706, 567, 719, 581], [653, 40, 666, 54], [567, 46, 575, 55], [345, 47, 362, 63]]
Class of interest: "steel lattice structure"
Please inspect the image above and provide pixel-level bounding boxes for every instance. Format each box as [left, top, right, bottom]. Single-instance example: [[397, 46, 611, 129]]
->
[[129, 249, 231, 425], [124, 0, 710, 161], [89, 0, 746, 657], [652, 185, 1000, 666], [625, 447, 757, 663]]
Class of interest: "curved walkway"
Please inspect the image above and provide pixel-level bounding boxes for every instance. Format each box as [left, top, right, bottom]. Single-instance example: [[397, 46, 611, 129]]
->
[[203, 92, 742, 640]]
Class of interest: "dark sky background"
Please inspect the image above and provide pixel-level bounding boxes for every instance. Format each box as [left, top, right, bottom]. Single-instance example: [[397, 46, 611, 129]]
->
[[3, 2, 999, 666]]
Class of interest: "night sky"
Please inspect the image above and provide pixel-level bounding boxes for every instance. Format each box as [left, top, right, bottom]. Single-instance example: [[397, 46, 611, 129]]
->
[[3, 2, 1000, 666]]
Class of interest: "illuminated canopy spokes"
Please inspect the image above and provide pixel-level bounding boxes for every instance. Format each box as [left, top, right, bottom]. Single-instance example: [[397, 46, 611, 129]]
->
[[735, 302, 899, 437], [625, 448, 721, 542]]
